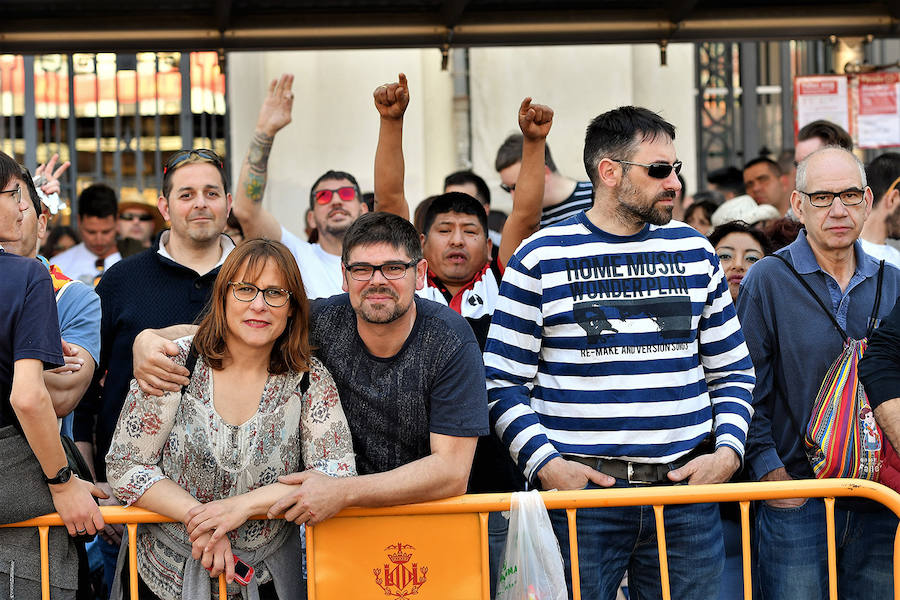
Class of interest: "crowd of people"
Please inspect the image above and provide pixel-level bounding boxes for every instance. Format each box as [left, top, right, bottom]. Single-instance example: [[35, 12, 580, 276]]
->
[[2, 70, 900, 600]]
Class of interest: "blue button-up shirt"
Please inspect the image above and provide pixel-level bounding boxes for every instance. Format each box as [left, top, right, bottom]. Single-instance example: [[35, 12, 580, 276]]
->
[[737, 231, 900, 480]]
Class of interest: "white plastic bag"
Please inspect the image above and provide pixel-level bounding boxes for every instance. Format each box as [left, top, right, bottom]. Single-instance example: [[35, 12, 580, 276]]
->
[[495, 490, 568, 600]]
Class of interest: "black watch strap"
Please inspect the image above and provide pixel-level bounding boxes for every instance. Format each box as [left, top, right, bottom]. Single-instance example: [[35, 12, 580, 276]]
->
[[43, 465, 73, 485]]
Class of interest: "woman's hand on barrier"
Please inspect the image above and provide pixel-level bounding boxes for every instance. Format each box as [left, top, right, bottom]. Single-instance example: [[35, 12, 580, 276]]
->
[[194, 532, 235, 582], [50, 476, 108, 536], [133, 330, 190, 396], [760, 467, 807, 508], [185, 497, 249, 550], [536, 457, 615, 491]]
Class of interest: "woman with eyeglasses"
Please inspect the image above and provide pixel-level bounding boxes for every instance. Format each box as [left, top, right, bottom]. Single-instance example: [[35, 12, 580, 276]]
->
[[106, 239, 356, 599]]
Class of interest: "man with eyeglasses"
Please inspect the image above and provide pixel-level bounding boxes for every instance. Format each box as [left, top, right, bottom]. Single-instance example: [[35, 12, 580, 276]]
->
[[72, 148, 235, 591], [485, 105, 755, 600], [0, 150, 107, 598], [738, 145, 900, 599], [231, 74, 368, 299]]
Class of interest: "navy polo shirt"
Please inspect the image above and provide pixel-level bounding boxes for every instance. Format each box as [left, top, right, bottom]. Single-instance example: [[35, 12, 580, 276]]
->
[[738, 231, 900, 480]]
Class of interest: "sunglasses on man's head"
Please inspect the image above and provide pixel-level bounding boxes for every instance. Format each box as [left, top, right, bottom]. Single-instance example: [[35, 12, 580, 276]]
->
[[163, 149, 224, 175], [315, 186, 357, 205], [120, 212, 154, 222], [613, 159, 683, 179]]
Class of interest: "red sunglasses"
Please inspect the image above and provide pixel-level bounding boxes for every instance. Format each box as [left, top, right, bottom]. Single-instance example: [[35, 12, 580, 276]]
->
[[315, 186, 357, 205]]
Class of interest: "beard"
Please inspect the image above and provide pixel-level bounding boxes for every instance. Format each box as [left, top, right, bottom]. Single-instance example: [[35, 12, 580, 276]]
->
[[615, 175, 675, 227], [355, 286, 412, 324]]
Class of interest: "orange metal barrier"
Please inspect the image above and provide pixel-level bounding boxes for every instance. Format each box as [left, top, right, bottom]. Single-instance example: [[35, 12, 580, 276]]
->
[[3, 479, 900, 600]]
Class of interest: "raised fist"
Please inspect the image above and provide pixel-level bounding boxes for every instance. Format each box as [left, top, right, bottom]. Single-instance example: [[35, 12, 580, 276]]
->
[[373, 73, 410, 120], [518, 97, 554, 141]]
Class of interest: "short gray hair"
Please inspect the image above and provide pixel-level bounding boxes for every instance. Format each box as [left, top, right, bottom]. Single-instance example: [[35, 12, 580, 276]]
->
[[795, 145, 866, 192]]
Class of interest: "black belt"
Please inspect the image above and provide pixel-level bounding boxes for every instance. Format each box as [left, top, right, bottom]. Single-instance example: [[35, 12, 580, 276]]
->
[[563, 440, 713, 485]]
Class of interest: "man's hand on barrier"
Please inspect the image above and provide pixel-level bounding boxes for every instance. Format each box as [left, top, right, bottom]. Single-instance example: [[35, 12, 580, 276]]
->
[[760, 467, 806, 508], [193, 531, 235, 582], [518, 97, 553, 141], [133, 329, 189, 396], [373, 73, 409, 121], [185, 497, 249, 550], [50, 476, 107, 537], [269, 470, 349, 525], [667, 446, 740, 485], [537, 457, 615, 491]]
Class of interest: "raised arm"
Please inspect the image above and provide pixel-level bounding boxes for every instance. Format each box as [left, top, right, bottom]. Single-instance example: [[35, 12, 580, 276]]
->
[[232, 73, 295, 241], [498, 98, 552, 269], [373, 73, 410, 220]]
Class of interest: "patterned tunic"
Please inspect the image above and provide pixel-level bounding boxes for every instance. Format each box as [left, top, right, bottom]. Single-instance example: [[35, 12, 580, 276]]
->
[[106, 336, 356, 599]]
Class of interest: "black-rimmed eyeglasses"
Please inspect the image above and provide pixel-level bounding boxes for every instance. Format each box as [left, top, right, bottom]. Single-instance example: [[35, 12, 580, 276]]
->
[[345, 260, 419, 281], [1, 184, 22, 205], [228, 281, 291, 307], [613, 159, 683, 179], [798, 187, 866, 208]]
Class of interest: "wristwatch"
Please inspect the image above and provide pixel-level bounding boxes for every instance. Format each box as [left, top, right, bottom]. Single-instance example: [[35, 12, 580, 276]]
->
[[43, 465, 73, 485]]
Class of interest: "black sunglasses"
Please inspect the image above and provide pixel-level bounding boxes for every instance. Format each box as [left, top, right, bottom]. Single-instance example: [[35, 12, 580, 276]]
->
[[613, 159, 683, 179], [163, 149, 224, 175]]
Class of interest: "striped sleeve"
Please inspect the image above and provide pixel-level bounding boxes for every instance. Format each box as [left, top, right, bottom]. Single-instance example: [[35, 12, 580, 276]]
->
[[698, 253, 756, 459], [484, 251, 559, 483]]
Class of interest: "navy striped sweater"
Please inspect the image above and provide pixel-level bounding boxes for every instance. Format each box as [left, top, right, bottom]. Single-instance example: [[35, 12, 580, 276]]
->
[[484, 212, 755, 482]]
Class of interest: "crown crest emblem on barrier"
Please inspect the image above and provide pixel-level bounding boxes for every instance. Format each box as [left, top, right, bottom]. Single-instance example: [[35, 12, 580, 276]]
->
[[374, 541, 428, 598]]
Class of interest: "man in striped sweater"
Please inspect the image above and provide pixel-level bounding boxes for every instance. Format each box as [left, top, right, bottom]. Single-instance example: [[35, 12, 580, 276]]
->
[[484, 106, 755, 600]]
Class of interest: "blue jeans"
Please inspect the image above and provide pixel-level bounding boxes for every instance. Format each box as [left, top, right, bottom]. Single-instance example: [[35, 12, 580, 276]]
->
[[488, 511, 509, 599], [757, 499, 896, 600], [550, 481, 724, 600]]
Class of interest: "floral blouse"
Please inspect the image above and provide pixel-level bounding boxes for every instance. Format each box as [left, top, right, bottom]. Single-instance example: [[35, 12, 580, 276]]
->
[[106, 336, 356, 598]]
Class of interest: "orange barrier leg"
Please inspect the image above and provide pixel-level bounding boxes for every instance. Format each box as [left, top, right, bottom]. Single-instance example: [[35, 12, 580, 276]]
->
[[127, 523, 138, 600], [219, 573, 227, 597], [894, 524, 900, 600], [479, 512, 490, 600], [652, 505, 671, 600], [825, 497, 837, 600], [739, 501, 752, 600], [39, 525, 49, 600], [566, 507, 581, 600]]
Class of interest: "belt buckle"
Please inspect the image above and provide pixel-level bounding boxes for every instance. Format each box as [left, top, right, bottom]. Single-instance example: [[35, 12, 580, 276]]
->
[[626, 462, 652, 485]]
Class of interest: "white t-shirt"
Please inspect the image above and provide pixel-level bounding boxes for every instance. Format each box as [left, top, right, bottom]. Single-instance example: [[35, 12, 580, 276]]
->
[[51, 242, 121, 287], [860, 238, 900, 269], [280, 226, 344, 299]]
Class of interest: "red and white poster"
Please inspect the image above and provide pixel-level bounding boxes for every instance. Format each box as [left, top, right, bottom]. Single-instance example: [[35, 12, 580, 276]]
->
[[795, 75, 851, 138], [856, 72, 900, 149]]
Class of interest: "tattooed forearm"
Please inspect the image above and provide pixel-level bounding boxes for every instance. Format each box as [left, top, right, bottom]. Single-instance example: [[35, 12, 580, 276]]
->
[[246, 132, 273, 203], [247, 132, 274, 175]]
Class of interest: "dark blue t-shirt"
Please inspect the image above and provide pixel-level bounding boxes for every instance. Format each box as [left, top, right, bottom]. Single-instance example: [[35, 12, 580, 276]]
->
[[309, 294, 489, 476], [0, 251, 64, 427]]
